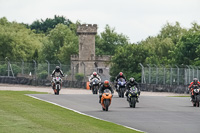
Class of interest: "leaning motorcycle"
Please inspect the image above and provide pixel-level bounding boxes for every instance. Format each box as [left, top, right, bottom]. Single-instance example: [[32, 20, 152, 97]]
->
[[101, 89, 113, 111], [191, 85, 200, 107], [91, 78, 100, 94], [127, 86, 139, 108], [117, 78, 126, 98], [52, 76, 62, 95]]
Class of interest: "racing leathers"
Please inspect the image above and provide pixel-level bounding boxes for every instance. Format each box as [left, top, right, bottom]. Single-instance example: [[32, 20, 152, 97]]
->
[[125, 81, 140, 102], [89, 74, 101, 90], [99, 84, 114, 103], [51, 69, 64, 90], [188, 81, 200, 101]]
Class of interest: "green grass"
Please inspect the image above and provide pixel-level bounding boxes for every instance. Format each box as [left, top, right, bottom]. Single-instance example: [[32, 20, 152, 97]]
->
[[0, 91, 142, 133]]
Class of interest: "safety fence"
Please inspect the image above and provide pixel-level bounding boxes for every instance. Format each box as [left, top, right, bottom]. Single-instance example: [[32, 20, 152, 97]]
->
[[140, 64, 200, 86]]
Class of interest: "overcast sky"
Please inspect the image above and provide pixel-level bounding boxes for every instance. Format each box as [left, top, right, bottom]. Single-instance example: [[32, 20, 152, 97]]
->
[[0, 0, 200, 43]]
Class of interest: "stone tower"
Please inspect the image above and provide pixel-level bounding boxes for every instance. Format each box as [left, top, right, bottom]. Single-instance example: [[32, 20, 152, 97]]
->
[[77, 24, 97, 74], [71, 24, 111, 81]]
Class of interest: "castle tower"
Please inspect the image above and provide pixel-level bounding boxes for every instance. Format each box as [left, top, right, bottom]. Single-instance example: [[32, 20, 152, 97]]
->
[[77, 24, 97, 75], [71, 24, 111, 82]]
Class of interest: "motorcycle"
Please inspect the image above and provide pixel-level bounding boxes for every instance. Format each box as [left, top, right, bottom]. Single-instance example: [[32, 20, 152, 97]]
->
[[117, 78, 126, 98], [101, 89, 113, 111], [52, 76, 62, 95], [127, 86, 139, 108], [191, 85, 200, 107], [91, 78, 100, 94]]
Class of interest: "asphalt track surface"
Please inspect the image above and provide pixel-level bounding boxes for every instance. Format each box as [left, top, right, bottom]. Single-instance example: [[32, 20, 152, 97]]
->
[[29, 93, 200, 133]]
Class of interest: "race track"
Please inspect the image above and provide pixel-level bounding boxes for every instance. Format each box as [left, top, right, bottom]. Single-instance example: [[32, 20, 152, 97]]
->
[[29, 93, 200, 133]]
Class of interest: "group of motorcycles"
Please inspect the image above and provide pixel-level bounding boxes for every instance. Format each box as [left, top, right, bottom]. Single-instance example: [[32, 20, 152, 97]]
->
[[90, 77, 140, 111], [51, 75, 200, 111]]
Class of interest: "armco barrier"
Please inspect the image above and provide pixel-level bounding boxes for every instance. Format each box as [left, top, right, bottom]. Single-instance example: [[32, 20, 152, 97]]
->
[[0, 76, 86, 89], [0, 76, 189, 93]]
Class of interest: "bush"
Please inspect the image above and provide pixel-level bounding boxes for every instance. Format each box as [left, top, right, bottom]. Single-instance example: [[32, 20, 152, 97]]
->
[[38, 70, 48, 79], [75, 73, 84, 81]]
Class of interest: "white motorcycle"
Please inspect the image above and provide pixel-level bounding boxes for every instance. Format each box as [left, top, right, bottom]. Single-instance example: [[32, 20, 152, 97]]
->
[[52, 76, 62, 95]]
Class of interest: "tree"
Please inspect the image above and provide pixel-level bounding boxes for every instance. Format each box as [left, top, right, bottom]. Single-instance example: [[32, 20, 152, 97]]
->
[[110, 44, 148, 82], [41, 24, 78, 64], [29, 15, 72, 34], [0, 17, 43, 61], [95, 25, 129, 55]]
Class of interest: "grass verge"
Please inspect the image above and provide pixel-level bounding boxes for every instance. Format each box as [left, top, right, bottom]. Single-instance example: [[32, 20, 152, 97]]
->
[[0, 91, 142, 133]]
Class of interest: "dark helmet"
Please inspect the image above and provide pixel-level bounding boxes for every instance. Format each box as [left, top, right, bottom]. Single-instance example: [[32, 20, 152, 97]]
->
[[193, 78, 198, 85], [119, 72, 123, 76], [93, 72, 97, 77], [104, 80, 109, 87], [55, 66, 60, 71], [129, 77, 135, 83]]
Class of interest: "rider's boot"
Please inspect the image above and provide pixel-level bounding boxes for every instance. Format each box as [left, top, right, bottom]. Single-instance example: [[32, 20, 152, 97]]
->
[[136, 97, 139, 103]]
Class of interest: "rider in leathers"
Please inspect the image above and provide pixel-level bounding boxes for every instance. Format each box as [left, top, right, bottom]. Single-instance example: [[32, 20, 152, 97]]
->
[[51, 66, 64, 90], [115, 72, 127, 91], [125, 77, 140, 102], [188, 78, 200, 101], [99, 80, 114, 103], [89, 72, 101, 90]]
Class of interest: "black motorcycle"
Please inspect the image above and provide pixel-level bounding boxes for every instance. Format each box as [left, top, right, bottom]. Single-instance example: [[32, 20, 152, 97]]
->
[[127, 86, 139, 108], [191, 85, 200, 107]]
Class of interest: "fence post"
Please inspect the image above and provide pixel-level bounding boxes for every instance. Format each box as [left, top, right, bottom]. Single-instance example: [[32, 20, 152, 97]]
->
[[45, 60, 50, 76], [170, 65, 172, 85], [175, 65, 179, 85], [33, 60, 36, 79], [139, 63, 145, 83], [153, 64, 158, 85], [21, 59, 24, 75], [147, 64, 151, 84], [186, 65, 190, 84]]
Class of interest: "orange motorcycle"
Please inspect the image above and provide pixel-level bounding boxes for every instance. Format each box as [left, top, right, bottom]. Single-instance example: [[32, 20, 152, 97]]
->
[[101, 89, 113, 111]]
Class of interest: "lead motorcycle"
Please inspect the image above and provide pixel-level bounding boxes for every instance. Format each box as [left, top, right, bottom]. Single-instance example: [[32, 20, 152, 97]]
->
[[101, 89, 113, 111], [117, 78, 126, 98], [52, 75, 62, 95], [191, 85, 200, 107], [127, 86, 139, 108], [91, 78, 100, 94]]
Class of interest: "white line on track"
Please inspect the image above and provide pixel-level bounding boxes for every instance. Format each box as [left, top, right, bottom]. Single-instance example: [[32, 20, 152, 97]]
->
[[27, 94, 145, 133]]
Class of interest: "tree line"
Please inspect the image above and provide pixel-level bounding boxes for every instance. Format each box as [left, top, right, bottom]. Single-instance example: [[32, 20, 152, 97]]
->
[[0, 15, 200, 82]]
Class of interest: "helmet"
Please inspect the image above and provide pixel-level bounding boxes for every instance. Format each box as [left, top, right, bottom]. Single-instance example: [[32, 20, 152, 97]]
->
[[55, 66, 60, 71], [93, 72, 97, 77], [104, 80, 109, 87], [129, 77, 135, 83], [193, 78, 198, 85], [119, 72, 123, 76]]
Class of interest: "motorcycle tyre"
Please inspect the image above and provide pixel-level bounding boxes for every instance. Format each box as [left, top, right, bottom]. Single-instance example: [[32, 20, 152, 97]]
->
[[131, 97, 136, 108], [104, 99, 110, 111], [56, 85, 60, 95]]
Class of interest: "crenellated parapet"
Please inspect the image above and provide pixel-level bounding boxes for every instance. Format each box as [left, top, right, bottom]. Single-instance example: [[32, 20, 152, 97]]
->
[[71, 54, 79, 61], [77, 24, 97, 35], [95, 55, 112, 61]]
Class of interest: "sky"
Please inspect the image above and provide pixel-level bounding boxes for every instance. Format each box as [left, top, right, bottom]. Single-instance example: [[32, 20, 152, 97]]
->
[[0, 0, 200, 43]]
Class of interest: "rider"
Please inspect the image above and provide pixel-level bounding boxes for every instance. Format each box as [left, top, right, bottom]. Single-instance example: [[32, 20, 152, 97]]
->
[[51, 66, 64, 90], [99, 80, 114, 103], [125, 77, 140, 102], [115, 72, 127, 92], [188, 78, 200, 101], [89, 72, 101, 90]]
